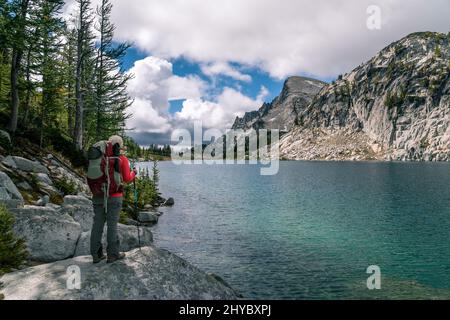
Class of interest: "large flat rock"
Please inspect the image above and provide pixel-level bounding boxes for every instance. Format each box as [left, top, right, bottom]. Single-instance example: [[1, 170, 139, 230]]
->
[[0, 247, 239, 300], [10, 206, 82, 262]]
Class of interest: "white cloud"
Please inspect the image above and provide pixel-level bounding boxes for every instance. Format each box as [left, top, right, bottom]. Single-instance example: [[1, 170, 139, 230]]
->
[[200, 62, 252, 82], [126, 56, 207, 133], [126, 55, 268, 134], [165, 75, 206, 101], [64, 0, 450, 78], [175, 86, 269, 129], [127, 98, 172, 134], [101, 0, 450, 79]]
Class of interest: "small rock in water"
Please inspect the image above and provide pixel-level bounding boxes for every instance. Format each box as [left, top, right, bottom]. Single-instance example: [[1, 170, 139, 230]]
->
[[138, 211, 159, 224], [163, 197, 174, 206]]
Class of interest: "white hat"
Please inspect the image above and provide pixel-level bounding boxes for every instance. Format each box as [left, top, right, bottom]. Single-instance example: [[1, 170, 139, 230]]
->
[[108, 135, 124, 148]]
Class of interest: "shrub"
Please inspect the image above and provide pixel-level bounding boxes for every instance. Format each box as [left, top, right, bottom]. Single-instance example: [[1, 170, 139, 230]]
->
[[119, 211, 129, 224], [420, 138, 430, 150], [385, 89, 406, 109], [435, 46, 442, 58], [123, 161, 160, 210], [0, 204, 28, 275], [54, 178, 77, 196], [49, 192, 64, 205]]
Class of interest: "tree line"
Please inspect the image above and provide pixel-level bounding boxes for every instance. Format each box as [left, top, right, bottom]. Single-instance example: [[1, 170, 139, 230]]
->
[[124, 136, 172, 160], [0, 0, 132, 152]]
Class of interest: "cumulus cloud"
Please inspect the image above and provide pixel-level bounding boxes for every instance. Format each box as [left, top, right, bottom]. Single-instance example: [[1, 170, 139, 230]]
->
[[127, 98, 172, 134], [166, 75, 206, 101], [97, 0, 450, 79], [175, 86, 269, 129], [125, 56, 265, 137], [126, 56, 206, 133], [200, 62, 252, 82]]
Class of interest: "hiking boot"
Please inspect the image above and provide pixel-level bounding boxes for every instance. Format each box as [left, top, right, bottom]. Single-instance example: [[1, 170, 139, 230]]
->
[[107, 252, 126, 263], [92, 253, 106, 264]]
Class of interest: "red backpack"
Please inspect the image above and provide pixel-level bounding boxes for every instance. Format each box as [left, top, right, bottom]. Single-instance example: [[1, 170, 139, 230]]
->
[[87, 141, 123, 196]]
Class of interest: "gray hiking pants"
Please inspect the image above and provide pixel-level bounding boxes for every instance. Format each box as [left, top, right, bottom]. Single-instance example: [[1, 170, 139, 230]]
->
[[90, 196, 123, 257]]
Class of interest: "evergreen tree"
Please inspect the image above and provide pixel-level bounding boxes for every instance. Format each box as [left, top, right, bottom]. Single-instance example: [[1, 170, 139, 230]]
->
[[62, 26, 78, 136], [92, 0, 132, 142], [33, 0, 65, 146], [0, 0, 10, 107], [21, 0, 41, 127], [74, 0, 95, 150], [0, 204, 28, 275], [0, 0, 135, 161], [152, 160, 159, 190], [7, 0, 31, 134]]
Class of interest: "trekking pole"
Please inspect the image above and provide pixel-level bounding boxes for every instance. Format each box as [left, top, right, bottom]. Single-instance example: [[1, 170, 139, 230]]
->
[[133, 167, 141, 251]]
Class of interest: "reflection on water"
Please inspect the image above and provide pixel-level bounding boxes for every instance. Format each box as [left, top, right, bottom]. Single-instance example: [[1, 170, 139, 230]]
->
[[140, 161, 450, 299]]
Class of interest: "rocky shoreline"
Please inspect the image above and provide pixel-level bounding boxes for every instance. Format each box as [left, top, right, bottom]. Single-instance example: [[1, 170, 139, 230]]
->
[[0, 131, 239, 300], [0, 247, 238, 300]]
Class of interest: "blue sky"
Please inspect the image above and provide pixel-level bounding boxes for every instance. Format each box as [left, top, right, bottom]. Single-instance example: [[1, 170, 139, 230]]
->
[[122, 47, 292, 115]]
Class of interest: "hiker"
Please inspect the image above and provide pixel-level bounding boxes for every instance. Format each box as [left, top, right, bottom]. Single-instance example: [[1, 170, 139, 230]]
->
[[89, 135, 137, 264]]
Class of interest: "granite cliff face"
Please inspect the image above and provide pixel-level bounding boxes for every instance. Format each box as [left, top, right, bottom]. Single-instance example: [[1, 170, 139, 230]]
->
[[232, 76, 326, 132], [280, 32, 450, 161]]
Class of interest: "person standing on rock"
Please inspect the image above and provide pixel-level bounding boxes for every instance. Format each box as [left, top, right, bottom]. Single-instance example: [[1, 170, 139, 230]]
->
[[89, 135, 137, 264]]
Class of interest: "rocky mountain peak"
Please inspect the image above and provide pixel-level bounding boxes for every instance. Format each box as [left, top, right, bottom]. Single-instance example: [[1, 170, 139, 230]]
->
[[281, 32, 450, 161], [232, 76, 326, 131], [280, 76, 326, 100]]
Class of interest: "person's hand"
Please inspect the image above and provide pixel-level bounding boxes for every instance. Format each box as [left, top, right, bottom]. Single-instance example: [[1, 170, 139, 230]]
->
[[133, 168, 138, 175]]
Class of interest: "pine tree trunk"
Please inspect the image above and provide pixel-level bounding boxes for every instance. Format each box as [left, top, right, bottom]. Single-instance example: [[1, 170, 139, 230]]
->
[[8, 0, 30, 134], [74, 2, 85, 151], [68, 85, 74, 136], [8, 49, 22, 133], [23, 45, 32, 126], [75, 58, 83, 150]]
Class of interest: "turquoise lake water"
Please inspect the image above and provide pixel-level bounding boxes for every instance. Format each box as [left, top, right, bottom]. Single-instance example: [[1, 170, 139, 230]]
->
[[141, 161, 450, 299]]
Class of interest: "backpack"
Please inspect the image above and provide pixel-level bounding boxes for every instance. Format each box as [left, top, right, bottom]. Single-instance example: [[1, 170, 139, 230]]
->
[[87, 141, 123, 196]]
